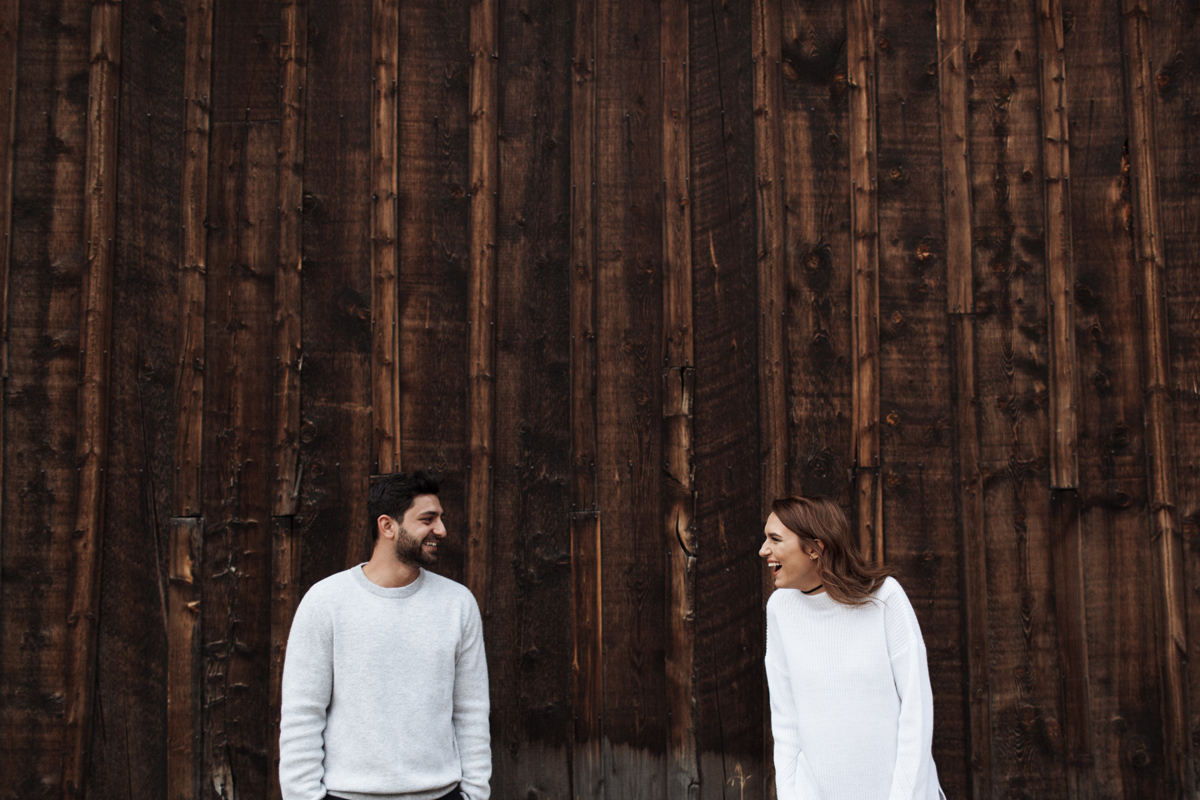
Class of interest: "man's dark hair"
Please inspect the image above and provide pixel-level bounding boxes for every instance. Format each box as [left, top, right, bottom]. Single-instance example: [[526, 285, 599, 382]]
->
[[367, 470, 441, 541]]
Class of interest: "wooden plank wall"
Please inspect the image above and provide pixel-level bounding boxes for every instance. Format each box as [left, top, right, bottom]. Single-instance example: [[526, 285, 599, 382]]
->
[[0, 1, 1199, 799]]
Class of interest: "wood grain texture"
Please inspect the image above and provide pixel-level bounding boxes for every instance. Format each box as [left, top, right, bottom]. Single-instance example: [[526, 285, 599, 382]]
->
[[846, 0, 881, 563], [0, 0, 90, 792], [175, 0, 213, 520], [202, 1, 279, 792], [1063, 5, 1164, 792], [595, 0, 666, 795], [168, 2, 212, 794], [687, 1, 766, 797], [268, 3, 305, 793], [395, 0, 471, 584], [937, 0, 971, 315], [168, 517, 203, 800], [967, 0, 1065, 793], [466, 0, 497, 609], [661, 1, 697, 798], [949, 314, 990, 799], [1120, 1, 1191, 792], [0, 0, 17, 596], [569, 0, 603, 796], [780, 0, 853, 504], [1035, 5, 1091, 795], [1036, 0, 1078, 490], [490, 4, 574, 796], [873, 2, 964, 795], [1149, 0, 1200, 794], [370, 0, 400, 474], [752, 0, 787, 513], [294, 0, 373, 577], [63, 3, 123, 793], [89, 0, 183, 794], [273, 0, 305, 518]]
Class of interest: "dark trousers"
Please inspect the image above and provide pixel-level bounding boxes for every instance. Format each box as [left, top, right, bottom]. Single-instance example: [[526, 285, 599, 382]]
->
[[328, 788, 460, 800]]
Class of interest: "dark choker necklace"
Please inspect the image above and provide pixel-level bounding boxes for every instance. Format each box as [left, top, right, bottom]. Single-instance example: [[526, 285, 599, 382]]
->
[[800, 583, 824, 595]]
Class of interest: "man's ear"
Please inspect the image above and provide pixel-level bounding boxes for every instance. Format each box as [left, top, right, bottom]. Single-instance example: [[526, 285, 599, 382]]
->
[[376, 514, 396, 541]]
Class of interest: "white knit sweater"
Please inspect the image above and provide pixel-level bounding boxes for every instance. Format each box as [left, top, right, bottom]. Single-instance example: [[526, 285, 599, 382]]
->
[[279, 566, 491, 800], [765, 577, 943, 800]]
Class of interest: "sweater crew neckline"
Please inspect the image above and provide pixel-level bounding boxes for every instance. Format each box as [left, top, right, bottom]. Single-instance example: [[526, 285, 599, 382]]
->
[[351, 563, 426, 598]]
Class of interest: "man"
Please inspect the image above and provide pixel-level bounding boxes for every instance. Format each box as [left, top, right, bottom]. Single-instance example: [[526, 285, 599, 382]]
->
[[279, 471, 490, 800]]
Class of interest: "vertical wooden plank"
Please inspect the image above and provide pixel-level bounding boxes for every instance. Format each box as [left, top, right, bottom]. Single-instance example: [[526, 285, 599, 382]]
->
[[750, 5, 783, 796], [1037, 0, 1078, 489], [490, 1, 574, 794], [1121, 1, 1192, 793], [273, 0, 305, 519], [169, 0, 212, 796], [88, 0, 183, 793], [0, 0, 90, 792], [752, 0, 786, 515], [1149, 0, 1200, 795], [0, 0, 17, 590], [846, 0, 881, 564], [371, 0, 400, 474], [936, 1, 988, 796], [780, 0, 852, 504], [966, 0, 1066, 794], [202, 0, 279, 793], [466, 0, 497, 607], [661, 1, 696, 797], [395, 0, 471, 584], [168, 518, 203, 800], [595, 0, 665, 795], [172, 6, 210, 800], [1063, 3, 1164, 793], [873, 1, 964, 796], [569, 0, 603, 796], [296, 0, 373, 578], [949, 314, 988, 799], [1047, 489, 1094, 799], [1035, 3, 1092, 796], [63, 2, 123, 794], [688, 1, 766, 797], [268, 2, 305, 795]]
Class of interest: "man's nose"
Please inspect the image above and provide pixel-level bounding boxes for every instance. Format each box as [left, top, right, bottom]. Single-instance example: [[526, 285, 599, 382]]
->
[[434, 519, 447, 537]]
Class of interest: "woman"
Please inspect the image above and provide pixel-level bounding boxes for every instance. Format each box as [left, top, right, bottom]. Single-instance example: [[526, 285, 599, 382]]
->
[[760, 496, 943, 800]]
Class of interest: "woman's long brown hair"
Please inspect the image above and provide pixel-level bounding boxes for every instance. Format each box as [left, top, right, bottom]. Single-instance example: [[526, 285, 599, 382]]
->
[[771, 496, 890, 606]]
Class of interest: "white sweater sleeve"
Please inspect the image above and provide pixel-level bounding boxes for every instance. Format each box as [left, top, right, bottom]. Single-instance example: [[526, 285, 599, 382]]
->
[[765, 600, 800, 800], [454, 596, 491, 800], [884, 584, 936, 800], [278, 594, 333, 800]]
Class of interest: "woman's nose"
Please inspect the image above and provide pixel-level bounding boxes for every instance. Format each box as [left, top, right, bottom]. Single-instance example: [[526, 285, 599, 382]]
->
[[758, 540, 769, 558]]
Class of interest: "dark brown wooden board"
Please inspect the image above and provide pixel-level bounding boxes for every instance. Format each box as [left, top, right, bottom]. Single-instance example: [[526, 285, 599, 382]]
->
[[201, 0, 280, 792], [965, 0, 1067, 794], [685, 1, 766, 797], [201, 117, 278, 800], [594, 1, 666, 796], [872, 3, 965, 797], [295, 0, 374, 583], [569, 0, 603, 796], [1062, 2, 1165, 795], [488, 0, 575, 796], [1149, 0, 1200, 795], [87, 0, 186, 795], [779, 0, 853, 505], [395, 0, 471, 587], [0, 0, 90, 794]]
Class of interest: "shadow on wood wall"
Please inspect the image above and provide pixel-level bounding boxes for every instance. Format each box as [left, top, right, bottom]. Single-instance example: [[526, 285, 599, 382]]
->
[[0, 0, 1198, 798]]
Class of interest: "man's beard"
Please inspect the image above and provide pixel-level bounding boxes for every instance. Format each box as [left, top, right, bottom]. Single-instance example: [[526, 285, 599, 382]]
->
[[394, 525, 437, 566]]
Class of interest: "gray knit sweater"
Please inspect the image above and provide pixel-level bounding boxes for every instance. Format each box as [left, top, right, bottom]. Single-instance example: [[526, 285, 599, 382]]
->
[[279, 565, 491, 800]]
